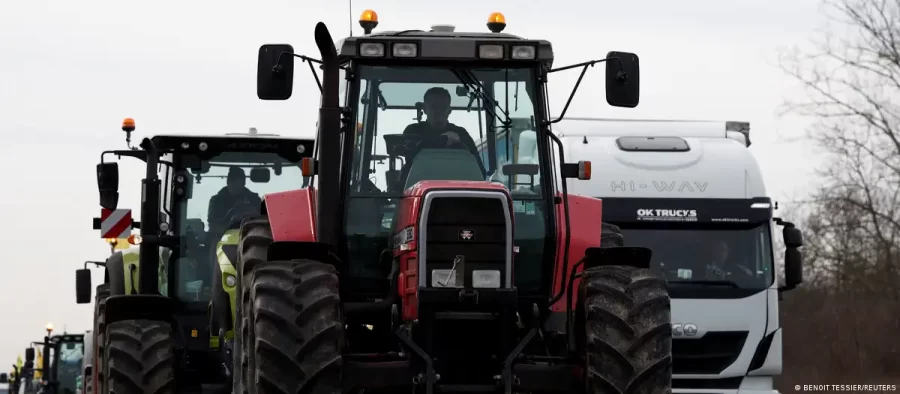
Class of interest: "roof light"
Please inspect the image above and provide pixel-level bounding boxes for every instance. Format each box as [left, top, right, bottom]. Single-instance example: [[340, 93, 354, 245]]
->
[[487, 12, 506, 33], [121, 118, 135, 132], [392, 43, 418, 58], [360, 42, 385, 57], [511, 45, 536, 60], [359, 9, 378, 34], [478, 44, 504, 59]]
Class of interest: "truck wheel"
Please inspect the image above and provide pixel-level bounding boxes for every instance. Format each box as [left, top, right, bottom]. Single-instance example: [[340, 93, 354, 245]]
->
[[233, 216, 273, 394], [103, 320, 176, 394], [93, 284, 110, 394], [243, 259, 343, 393], [580, 265, 672, 394]]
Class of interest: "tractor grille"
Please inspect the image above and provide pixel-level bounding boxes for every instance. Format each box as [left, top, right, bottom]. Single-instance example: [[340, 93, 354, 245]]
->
[[673, 331, 748, 375], [423, 195, 510, 288]]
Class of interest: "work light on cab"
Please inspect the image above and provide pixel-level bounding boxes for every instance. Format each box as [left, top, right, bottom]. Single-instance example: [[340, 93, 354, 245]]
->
[[359, 9, 378, 35]]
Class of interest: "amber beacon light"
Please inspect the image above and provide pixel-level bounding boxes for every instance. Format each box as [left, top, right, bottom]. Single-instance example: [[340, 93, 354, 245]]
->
[[359, 9, 379, 35], [487, 12, 506, 33]]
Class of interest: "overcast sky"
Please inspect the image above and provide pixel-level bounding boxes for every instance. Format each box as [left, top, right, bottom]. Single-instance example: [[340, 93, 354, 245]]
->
[[0, 0, 826, 365]]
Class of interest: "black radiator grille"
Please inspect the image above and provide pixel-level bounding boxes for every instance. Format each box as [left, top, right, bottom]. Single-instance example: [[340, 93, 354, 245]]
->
[[424, 196, 508, 287], [673, 331, 748, 374]]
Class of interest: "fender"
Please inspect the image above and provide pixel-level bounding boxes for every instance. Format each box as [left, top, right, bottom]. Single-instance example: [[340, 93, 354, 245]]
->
[[550, 193, 603, 312], [216, 229, 239, 330], [107, 246, 169, 296], [264, 188, 318, 243]]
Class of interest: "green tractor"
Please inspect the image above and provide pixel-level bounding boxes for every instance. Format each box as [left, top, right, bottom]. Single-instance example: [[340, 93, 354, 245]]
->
[[75, 119, 315, 393], [44, 334, 86, 394]]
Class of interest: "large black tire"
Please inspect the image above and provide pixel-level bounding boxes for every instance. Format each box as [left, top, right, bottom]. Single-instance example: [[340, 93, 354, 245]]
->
[[233, 216, 272, 394], [235, 216, 343, 393], [103, 320, 176, 394], [93, 284, 110, 394], [580, 264, 672, 394]]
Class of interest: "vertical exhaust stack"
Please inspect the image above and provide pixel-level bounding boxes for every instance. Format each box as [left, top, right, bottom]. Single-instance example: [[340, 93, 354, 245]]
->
[[313, 22, 342, 248]]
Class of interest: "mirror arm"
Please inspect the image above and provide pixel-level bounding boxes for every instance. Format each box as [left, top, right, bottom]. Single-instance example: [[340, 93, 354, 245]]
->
[[544, 57, 626, 126], [773, 217, 795, 228], [83, 261, 106, 269], [101, 150, 147, 164], [273, 52, 328, 94]]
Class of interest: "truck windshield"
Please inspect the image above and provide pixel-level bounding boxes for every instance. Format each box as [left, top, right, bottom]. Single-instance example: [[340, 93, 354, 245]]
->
[[619, 223, 775, 289], [174, 151, 304, 302], [344, 64, 549, 295]]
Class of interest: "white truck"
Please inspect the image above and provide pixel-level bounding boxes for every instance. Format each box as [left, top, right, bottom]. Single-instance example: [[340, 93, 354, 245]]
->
[[544, 117, 803, 394]]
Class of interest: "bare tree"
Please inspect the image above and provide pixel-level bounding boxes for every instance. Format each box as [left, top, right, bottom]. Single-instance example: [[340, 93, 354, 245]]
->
[[779, 0, 900, 297]]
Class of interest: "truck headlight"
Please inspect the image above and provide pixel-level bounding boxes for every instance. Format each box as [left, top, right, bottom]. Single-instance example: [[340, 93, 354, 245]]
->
[[473, 270, 501, 288]]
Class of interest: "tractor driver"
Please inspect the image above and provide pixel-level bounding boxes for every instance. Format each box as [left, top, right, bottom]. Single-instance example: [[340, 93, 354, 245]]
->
[[401, 87, 485, 173], [207, 167, 262, 235]]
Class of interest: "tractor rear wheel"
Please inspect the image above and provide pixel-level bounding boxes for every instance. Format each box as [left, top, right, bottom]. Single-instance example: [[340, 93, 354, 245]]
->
[[241, 257, 343, 392], [103, 319, 176, 394], [93, 284, 110, 394], [580, 265, 672, 394]]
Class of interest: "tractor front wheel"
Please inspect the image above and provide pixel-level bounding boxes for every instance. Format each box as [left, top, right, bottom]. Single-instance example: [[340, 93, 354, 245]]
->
[[241, 259, 343, 393], [580, 265, 672, 394], [103, 319, 176, 394]]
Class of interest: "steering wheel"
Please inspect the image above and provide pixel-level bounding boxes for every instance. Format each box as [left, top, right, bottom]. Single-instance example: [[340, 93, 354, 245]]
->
[[222, 201, 260, 231], [383, 133, 454, 158]]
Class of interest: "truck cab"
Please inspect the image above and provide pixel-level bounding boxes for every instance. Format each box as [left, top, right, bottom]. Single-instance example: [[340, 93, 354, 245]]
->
[[552, 118, 804, 394]]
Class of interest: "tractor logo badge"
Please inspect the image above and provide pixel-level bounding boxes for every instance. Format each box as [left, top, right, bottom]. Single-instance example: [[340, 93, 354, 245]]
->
[[459, 229, 475, 240]]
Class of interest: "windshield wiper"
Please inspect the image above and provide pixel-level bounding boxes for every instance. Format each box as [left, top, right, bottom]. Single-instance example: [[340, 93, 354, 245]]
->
[[668, 280, 740, 288], [450, 68, 511, 129]]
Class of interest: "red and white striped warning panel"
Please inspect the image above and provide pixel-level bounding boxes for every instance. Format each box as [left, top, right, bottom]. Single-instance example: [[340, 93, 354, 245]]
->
[[100, 209, 132, 239]]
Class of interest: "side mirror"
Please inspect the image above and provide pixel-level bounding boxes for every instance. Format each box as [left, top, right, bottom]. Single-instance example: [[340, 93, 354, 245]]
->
[[782, 248, 803, 291], [605, 51, 640, 108], [783, 227, 803, 248], [96, 163, 119, 210], [25, 348, 35, 363], [257, 44, 295, 100], [75, 269, 92, 304], [249, 168, 271, 183], [0, 372, 7, 383]]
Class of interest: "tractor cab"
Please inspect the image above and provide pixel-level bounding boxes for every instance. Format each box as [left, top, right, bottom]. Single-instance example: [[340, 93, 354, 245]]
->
[[259, 11, 638, 300], [74, 121, 316, 391]]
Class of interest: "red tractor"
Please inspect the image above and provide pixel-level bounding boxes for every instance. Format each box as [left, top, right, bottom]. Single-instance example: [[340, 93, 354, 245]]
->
[[236, 11, 672, 394]]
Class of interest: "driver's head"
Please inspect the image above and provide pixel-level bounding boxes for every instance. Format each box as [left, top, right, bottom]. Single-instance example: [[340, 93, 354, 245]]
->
[[226, 167, 246, 195], [712, 241, 729, 262], [423, 87, 452, 127]]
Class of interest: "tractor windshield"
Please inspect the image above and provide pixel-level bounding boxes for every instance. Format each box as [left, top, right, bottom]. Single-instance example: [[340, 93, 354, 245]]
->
[[172, 151, 305, 302], [53, 341, 83, 394], [345, 65, 550, 295]]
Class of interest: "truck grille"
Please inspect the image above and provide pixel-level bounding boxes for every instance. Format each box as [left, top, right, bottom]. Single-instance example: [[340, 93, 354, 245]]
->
[[423, 195, 509, 287], [673, 331, 748, 374]]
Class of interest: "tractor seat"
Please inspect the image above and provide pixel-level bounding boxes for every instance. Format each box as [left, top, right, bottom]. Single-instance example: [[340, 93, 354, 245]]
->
[[404, 148, 485, 190]]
